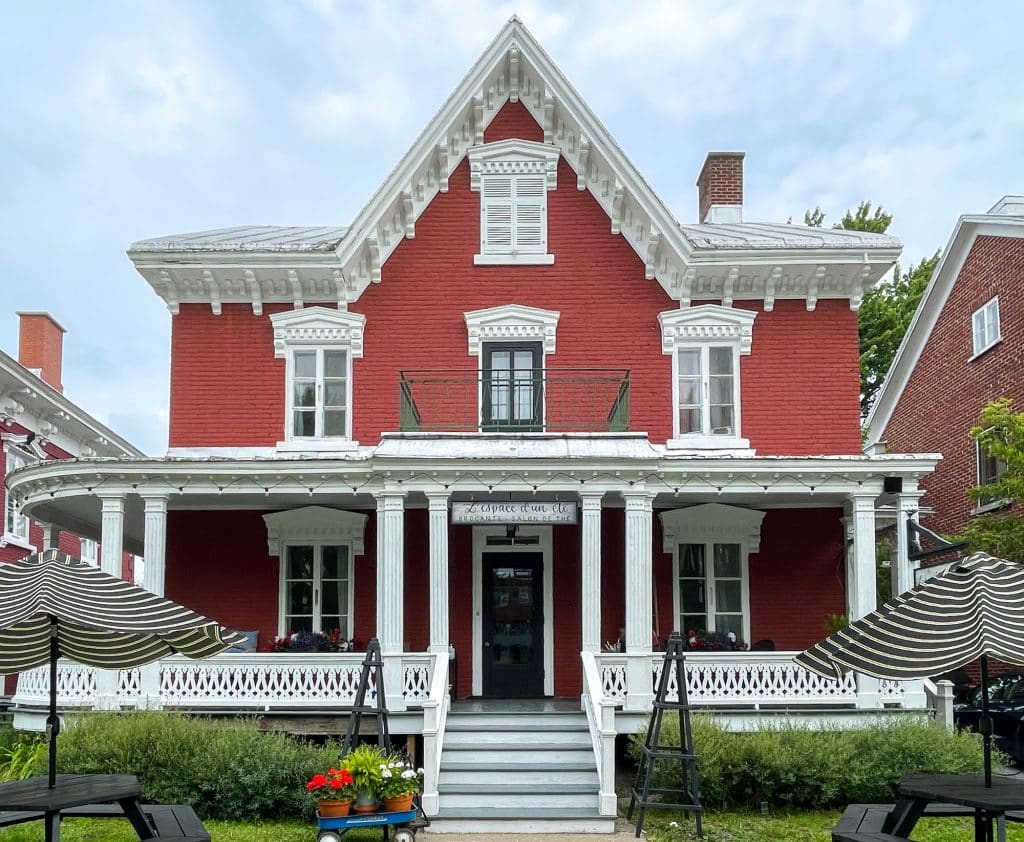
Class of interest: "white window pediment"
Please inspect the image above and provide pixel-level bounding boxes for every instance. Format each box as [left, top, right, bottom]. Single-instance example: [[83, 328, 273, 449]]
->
[[263, 506, 367, 557], [658, 304, 757, 355], [270, 306, 366, 359], [468, 139, 560, 191], [464, 304, 560, 355], [660, 504, 765, 553]]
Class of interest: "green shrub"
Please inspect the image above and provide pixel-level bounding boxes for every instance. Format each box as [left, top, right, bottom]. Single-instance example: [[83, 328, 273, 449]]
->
[[56, 712, 343, 820], [0, 738, 46, 782], [629, 715, 985, 810]]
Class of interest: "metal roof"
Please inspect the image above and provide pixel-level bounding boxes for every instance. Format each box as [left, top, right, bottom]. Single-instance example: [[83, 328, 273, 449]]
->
[[678, 222, 901, 251], [128, 225, 349, 254]]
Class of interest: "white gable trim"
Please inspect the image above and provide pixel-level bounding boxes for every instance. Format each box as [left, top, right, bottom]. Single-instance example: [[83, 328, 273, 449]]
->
[[660, 503, 765, 553], [865, 215, 1024, 447], [263, 506, 367, 556], [464, 304, 559, 355], [270, 306, 366, 359], [658, 305, 757, 356], [468, 139, 559, 191]]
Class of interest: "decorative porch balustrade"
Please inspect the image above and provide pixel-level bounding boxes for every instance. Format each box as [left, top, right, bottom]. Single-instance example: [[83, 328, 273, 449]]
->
[[13, 652, 436, 711], [593, 652, 916, 710], [398, 369, 630, 432]]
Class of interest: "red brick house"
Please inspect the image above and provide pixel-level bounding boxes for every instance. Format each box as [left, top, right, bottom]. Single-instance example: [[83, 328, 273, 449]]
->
[[865, 197, 1024, 554], [9, 20, 941, 831]]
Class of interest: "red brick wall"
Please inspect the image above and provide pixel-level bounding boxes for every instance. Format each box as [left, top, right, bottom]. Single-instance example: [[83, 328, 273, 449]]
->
[[166, 103, 862, 454], [885, 235, 1024, 535]]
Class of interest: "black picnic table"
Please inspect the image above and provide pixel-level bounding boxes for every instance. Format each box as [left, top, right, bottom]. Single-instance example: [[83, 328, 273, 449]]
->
[[886, 773, 1024, 842], [0, 773, 154, 842]]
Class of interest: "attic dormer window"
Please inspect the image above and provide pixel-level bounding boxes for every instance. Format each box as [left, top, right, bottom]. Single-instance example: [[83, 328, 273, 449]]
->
[[469, 140, 560, 266]]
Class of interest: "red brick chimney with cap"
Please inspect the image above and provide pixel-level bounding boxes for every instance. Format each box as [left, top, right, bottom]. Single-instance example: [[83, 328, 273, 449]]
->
[[696, 151, 744, 223], [17, 312, 66, 393]]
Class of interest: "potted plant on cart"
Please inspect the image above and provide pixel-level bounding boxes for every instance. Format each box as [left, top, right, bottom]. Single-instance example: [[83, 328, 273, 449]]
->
[[305, 767, 356, 818], [378, 754, 424, 813], [341, 743, 386, 813]]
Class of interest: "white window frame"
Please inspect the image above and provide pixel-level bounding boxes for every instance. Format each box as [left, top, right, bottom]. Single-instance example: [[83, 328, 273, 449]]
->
[[659, 305, 757, 451], [3, 443, 35, 551], [974, 437, 1009, 513], [469, 139, 559, 266], [971, 297, 1001, 358], [263, 506, 367, 639], [661, 504, 765, 647], [465, 304, 559, 432], [270, 306, 365, 451], [278, 542, 355, 639]]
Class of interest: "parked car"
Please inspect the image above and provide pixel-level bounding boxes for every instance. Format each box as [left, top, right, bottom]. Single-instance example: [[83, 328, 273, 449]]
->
[[953, 672, 1024, 766]]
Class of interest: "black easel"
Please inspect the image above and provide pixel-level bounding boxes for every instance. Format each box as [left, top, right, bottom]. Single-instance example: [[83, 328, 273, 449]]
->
[[627, 631, 703, 838], [341, 637, 390, 755]]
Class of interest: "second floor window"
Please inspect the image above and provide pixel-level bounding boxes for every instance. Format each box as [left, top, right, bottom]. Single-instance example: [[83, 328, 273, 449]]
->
[[677, 346, 736, 437], [972, 297, 1000, 357], [976, 439, 1008, 509], [4, 446, 31, 546], [291, 349, 348, 439]]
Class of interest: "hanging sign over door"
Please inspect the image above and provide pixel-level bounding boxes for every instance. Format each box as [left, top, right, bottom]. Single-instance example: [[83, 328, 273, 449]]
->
[[451, 500, 578, 525]]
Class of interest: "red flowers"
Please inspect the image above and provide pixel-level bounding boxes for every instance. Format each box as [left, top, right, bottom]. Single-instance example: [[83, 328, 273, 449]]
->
[[306, 768, 355, 800]]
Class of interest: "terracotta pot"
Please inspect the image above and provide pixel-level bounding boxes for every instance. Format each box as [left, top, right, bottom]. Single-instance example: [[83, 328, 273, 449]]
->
[[318, 799, 353, 818], [383, 793, 415, 813]]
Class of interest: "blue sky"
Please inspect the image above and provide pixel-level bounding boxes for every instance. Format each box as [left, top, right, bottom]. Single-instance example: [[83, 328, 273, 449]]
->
[[1, 1, 1022, 455]]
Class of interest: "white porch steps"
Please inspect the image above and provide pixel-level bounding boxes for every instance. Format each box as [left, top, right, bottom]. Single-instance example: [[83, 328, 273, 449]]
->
[[428, 709, 615, 834]]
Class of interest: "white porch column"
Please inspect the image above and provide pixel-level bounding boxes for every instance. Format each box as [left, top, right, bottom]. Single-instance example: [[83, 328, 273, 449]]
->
[[848, 491, 880, 709], [375, 490, 406, 711], [624, 490, 655, 712], [142, 495, 169, 596], [580, 491, 604, 654], [99, 494, 125, 578], [892, 485, 924, 598], [426, 491, 450, 654]]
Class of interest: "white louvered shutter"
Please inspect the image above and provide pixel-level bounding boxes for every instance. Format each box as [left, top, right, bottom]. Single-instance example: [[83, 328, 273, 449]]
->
[[513, 175, 546, 254], [481, 176, 513, 254]]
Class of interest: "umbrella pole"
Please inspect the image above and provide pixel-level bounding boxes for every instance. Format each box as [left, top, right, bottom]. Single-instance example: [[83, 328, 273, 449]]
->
[[46, 615, 60, 789], [980, 654, 993, 788]]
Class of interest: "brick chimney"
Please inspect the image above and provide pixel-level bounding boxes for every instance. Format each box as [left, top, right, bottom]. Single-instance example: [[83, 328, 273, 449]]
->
[[17, 312, 66, 393], [696, 152, 744, 223]]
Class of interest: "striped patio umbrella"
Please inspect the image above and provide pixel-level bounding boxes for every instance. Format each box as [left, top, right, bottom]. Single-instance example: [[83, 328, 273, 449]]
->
[[795, 552, 1024, 786], [0, 549, 246, 787]]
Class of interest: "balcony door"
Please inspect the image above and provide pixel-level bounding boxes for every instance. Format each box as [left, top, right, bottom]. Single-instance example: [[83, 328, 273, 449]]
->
[[482, 342, 543, 431]]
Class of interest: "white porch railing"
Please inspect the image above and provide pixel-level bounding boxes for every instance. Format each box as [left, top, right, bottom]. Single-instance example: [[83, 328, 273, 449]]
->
[[419, 652, 450, 817], [581, 652, 619, 816], [593, 652, 924, 712], [13, 652, 437, 712]]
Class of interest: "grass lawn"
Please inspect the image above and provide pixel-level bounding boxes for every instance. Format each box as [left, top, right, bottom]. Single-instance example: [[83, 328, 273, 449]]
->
[[2, 811, 1024, 840]]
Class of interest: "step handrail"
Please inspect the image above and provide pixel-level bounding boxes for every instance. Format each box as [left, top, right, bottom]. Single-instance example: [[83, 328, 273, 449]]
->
[[581, 651, 618, 816], [420, 650, 450, 816]]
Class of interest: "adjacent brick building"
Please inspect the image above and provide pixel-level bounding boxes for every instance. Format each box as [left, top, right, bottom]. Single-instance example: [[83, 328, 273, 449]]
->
[[866, 197, 1024, 542]]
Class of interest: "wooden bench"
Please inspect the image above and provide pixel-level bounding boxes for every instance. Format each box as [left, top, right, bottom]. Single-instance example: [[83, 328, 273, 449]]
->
[[833, 801, 1023, 842], [833, 834, 918, 842], [0, 802, 210, 840]]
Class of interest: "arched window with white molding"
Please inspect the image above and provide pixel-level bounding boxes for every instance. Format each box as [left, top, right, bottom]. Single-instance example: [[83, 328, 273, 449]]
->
[[660, 504, 765, 645], [264, 506, 367, 640], [658, 305, 757, 452], [270, 307, 365, 451]]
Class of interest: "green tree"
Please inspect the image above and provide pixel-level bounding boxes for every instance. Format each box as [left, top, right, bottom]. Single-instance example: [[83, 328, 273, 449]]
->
[[959, 398, 1024, 562], [802, 201, 937, 412]]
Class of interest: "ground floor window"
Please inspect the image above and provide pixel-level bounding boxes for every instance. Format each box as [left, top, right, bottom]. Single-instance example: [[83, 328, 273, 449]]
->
[[678, 542, 746, 639], [281, 543, 352, 636]]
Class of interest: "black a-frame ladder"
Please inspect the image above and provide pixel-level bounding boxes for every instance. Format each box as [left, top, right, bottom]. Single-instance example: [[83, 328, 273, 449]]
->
[[340, 637, 390, 755], [627, 630, 703, 838]]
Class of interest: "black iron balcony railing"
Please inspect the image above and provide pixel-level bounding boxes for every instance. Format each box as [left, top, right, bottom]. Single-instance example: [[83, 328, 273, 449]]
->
[[399, 369, 630, 433]]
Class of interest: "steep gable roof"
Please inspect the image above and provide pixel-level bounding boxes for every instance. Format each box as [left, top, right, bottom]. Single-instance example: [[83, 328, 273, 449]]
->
[[129, 18, 900, 315], [865, 197, 1024, 447]]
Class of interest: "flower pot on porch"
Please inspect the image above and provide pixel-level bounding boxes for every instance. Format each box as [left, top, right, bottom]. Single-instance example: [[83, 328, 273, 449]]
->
[[352, 789, 379, 813], [382, 794, 414, 813], [317, 799, 353, 818]]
